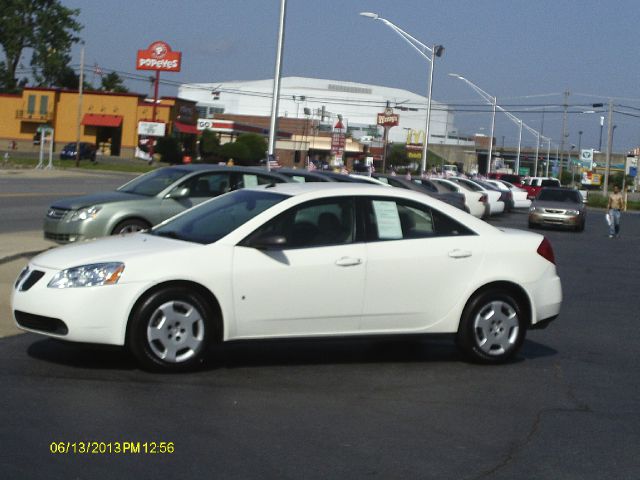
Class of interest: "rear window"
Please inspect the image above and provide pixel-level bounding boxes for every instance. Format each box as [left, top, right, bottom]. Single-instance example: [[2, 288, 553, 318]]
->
[[541, 179, 561, 187]]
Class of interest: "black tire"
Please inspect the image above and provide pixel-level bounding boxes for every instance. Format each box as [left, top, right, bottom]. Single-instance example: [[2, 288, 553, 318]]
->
[[456, 289, 526, 364], [112, 218, 150, 235], [127, 287, 215, 371], [577, 220, 585, 232], [528, 222, 535, 229]]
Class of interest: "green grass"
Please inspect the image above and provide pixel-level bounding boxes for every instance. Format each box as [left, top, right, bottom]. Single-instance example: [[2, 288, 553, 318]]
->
[[2, 157, 156, 174], [586, 192, 640, 210]]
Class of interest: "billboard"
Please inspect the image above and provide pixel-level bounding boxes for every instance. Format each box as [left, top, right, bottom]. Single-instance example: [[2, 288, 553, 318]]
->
[[136, 41, 182, 72]]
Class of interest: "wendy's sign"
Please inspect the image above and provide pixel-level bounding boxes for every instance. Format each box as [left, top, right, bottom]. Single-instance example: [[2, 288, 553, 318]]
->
[[136, 41, 181, 72]]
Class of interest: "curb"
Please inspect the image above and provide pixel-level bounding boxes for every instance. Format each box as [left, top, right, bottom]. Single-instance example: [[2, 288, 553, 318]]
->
[[0, 249, 51, 266]]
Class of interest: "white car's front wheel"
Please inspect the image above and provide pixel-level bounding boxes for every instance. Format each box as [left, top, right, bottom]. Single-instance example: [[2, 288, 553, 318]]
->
[[128, 287, 213, 371]]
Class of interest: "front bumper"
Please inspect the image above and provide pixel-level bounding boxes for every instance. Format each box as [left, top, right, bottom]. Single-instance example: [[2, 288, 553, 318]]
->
[[11, 263, 149, 346], [529, 211, 582, 228], [43, 216, 103, 244]]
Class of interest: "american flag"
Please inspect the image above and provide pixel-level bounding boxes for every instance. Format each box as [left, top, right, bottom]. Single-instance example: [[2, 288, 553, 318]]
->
[[93, 63, 103, 76], [307, 158, 317, 171]]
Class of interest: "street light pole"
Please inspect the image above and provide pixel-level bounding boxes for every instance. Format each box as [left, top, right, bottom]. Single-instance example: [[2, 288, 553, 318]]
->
[[359, 12, 443, 175], [515, 119, 522, 175], [448, 74, 497, 175], [267, 0, 287, 171]]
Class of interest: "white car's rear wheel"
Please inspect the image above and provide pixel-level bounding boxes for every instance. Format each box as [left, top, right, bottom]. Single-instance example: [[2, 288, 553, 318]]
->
[[457, 290, 525, 364]]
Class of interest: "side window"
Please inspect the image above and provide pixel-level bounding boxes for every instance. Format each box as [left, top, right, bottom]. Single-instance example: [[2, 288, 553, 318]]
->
[[248, 197, 355, 248], [27, 95, 36, 114], [181, 173, 230, 198], [366, 198, 474, 241], [40, 96, 48, 116], [234, 173, 283, 189]]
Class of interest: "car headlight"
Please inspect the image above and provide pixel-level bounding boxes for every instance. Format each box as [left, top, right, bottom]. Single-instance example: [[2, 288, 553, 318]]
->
[[47, 262, 125, 288], [566, 210, 580, 215], [529, 206, 537, 212], [69, 206, 102, 222]]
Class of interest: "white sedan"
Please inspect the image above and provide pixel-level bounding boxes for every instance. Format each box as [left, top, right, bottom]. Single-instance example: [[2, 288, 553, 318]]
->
[[430, 178, 489, 219], [12, 183, 562, 371], [448, 177, 505, 215], [486, 179, 532, 209]]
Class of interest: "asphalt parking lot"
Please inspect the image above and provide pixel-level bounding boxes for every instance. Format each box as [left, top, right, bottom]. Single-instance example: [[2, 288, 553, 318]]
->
[[1, 174, 639, 479]]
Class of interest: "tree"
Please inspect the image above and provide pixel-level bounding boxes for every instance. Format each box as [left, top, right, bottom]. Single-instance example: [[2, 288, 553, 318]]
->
[[0, 0, 82, 91], [235, 133, 267, 165], [155, 136, 182, 164], [219, 142, 250, 163], [99, 71, 128, 93], [199, 129, 220, 162]]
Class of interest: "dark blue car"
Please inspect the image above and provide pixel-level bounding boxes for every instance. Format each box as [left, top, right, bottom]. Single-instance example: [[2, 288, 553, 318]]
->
[[59, 142, 97, 161]]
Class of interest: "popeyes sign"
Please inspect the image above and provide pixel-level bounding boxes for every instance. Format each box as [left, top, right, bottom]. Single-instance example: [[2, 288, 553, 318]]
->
[[136, 41, 182, 72]]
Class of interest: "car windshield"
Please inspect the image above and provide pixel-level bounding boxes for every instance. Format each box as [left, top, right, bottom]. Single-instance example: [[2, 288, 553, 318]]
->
[[537, 189, 581, 203], [117, 168, 191, 196], [151, 189, 289, 244]]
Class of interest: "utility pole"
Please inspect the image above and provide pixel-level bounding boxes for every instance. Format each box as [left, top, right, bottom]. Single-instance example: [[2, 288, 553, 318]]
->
[[603, 99, 614, 194], [75, 45, 85, 168], [559, 90, 570, 172]]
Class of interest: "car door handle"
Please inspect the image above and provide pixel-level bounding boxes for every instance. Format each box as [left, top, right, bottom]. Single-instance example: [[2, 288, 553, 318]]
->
[[335, 257, 362, 267], [448, 249, 472, 259]]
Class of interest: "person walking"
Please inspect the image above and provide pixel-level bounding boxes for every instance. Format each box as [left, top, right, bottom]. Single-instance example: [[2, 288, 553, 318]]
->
[[607, 185, 625, 238]]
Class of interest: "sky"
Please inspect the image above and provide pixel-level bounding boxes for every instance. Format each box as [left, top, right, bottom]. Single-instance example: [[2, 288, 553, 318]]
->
[[58, 0, 640, 152]]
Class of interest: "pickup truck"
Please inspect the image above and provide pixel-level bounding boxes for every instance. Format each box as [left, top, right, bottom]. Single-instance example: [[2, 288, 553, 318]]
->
[[521, 177, 561, 199]]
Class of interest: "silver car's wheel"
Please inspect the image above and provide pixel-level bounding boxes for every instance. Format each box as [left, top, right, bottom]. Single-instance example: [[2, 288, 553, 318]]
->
[[147, 300, 205, 364], [472, 300, 520, 356], [112, 219, 150, 235], [128, 287, 215, 371], [456, 290, 526, 364]]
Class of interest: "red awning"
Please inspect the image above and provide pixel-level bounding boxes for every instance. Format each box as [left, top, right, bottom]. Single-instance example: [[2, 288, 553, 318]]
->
[[81, 114, 123, 128], [174, 121, 199, 135]]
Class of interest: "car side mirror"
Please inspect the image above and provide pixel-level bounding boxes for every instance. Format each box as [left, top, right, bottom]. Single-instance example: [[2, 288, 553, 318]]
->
[[251, 234, 287, 250], [166, 187, 189, 199]]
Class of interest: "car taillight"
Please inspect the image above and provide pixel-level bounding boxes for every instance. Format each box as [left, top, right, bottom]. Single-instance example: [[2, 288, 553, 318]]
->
[[479, 194, 488, 203], [537, 237, 556, 265]]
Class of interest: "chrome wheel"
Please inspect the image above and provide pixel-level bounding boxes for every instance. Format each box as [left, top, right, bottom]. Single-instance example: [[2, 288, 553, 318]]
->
[[146, 300, 205, 363], [473, 300, 520, 356], [113, 219, 150, 235], [119, 224, 146, 234]]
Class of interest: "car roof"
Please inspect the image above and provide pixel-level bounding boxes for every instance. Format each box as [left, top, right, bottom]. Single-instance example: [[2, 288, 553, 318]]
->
[[158, 164, 292, 181], [275, 168, 334, 180]]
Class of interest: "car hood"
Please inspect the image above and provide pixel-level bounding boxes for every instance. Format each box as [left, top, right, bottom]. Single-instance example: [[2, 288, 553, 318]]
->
[[533, 200, 583, 210], [50, 191, 150, 210], [30, 233, 194, 270]]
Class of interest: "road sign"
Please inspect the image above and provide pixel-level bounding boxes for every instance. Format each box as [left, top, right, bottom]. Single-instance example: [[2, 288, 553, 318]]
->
[[580, 149, 594, 169]]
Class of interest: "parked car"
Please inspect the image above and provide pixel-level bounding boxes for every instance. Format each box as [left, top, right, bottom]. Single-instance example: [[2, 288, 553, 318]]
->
[[474, 179, 514, 212], [429, 178, 489, 219], [43, 165, 291, 244], [487, 172, 523, 186], [447, 177, 504, 215], [14, 183, 562, 371], [528, 187, 586, 231], [372, 174, 467, 213], [522, 177, 561, 200], [489, 179, 531, 209], [59, 142, 97, 161]]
